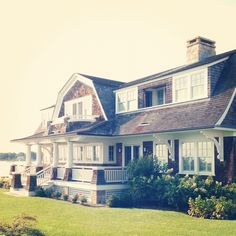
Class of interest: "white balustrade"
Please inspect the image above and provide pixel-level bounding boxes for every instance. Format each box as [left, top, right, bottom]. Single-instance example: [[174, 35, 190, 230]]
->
[[72, 168, 93, 182], [104, 168, 128, 183], [36, 166, 52, 186]]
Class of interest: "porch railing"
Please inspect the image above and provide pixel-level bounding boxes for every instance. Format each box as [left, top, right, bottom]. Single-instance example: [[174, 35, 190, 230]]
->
[[104, 168, 128, 183], [72, 167, 93, 183], [36, 166, 52, 186]]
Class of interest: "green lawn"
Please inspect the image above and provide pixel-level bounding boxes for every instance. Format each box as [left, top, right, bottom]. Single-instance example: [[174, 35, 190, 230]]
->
[[0, 190, 235, 236]]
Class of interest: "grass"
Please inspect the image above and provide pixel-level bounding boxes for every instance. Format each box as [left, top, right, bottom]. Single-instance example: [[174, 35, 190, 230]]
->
[[0, 190, 235, 236]]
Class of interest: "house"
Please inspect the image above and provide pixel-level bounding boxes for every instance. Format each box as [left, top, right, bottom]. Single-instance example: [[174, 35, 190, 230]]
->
[[11, 36, 236, 204]]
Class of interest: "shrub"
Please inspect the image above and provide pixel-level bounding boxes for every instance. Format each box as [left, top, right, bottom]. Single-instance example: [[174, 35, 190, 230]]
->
[[107, 193, 133, 208], [0, 177, 10, 189], [72, 194, 79, 204], [52, 191, 62, 200], [188, 196, 235, 220], [63, 194, 69, 201], [80, 195, 87, 205], [0, 213, 44, 236], [34, 187, 46, 197]]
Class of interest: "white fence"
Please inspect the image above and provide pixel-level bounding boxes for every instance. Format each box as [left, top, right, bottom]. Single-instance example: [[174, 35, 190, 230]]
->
[[104, 168, 128, 183], [37, 166, 52, 186]]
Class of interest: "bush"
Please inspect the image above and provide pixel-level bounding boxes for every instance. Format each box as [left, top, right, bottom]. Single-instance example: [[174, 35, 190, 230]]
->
[[72, 194, 79, 204], [107, 193, 133, 208], [34, 187, 46, 197], [80, 195, 87, 205], [63, 194, 69, 201], [0, 213, 44, 236], [52, 191, 62, 200], [188, 196, 236, 220], [0, 177, 10, 189]]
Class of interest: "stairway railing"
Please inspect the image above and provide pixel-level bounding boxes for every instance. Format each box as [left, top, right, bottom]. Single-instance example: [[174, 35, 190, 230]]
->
[[36, 166, 52, 186]]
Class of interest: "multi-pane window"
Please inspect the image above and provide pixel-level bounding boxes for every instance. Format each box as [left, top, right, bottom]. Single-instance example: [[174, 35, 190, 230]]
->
[[157, 87, 165, 105], [108, 146, 114, 161], [175, 76, 188, 102], [174, 69, 207, 102], [127, 90, 136, 111], [86, 146, 93, 161], [93, 146, 100, 161], [156, 144, 168, 164], [58, 145, 67, 162], [181, 140, 214, 175], [191, 72, 205, 99], [198, 141, 213, 173], [73, 144, 83, 162], [117, 93, 127, 112], [145, 91, 153, 107], [182, 142, 195, 171], [124, 145, 140, 166], [116, 88, 137, 113], [65, 96, 92, 120]]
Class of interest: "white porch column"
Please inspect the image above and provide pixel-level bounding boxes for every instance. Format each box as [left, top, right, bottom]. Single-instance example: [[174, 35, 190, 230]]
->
[[36, 144, 43, 167], [52, 143, 59, 167], [66, 141, 73, 168], [25, 144, 31, 166]]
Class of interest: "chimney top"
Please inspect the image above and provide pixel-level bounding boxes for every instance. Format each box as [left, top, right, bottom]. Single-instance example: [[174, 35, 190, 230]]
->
[[186, 36, 216, 64]]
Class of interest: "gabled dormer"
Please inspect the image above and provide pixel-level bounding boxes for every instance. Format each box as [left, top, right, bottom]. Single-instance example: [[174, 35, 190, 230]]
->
[[47, 73, 123, 134], [115, 37, 231, 114]]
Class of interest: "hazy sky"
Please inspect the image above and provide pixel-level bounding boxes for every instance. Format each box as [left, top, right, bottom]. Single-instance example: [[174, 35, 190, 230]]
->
[[0, 0, 236, 152]]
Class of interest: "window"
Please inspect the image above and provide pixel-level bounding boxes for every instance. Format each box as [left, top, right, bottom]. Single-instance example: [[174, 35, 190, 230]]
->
[[64, 95, 92, 120], [58, 145, 67, 162], [156, 144, 168, 164], [117, 93, 126, 112], [180, 140, 214, 175], [175, 76, 188, 102], [191, 71, 205, 99], [116, 88, 137, 113], [173, 69, 208, 103], [86, 146, 93, 161], [73, 144, 83, 162], [157, 87, 165, 105], [182, 142, 195, 172], [93, 146, 100, 161], [124, 145, 140, 166], [127, 90, 136, 111], [108, 146, 114, 161], [198, 141, 213, 173], [145, 91, 153, 107]]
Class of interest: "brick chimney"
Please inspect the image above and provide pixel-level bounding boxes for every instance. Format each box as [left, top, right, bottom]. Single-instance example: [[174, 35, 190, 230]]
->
[[186, 36, 216, 64]]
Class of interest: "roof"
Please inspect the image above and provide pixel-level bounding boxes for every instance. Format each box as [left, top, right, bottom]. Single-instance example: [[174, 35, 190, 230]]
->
[[79, 73, 124, 87], [40, 105, 55, 111], [119, 49, 236, 89], [79, 52, 236, 136]]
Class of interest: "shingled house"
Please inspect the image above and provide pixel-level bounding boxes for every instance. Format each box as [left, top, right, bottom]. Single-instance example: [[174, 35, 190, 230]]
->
[[11, 37, 236, 204]]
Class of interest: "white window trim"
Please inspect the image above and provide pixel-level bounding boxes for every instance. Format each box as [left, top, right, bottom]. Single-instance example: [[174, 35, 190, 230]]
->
[[179, 139, 215, 176], [173, 68, 208, 103], [64, 95, 94, 121], [155, 143, 168, 164], [72, 143, 103, 164], [116, 87, 138, 114]]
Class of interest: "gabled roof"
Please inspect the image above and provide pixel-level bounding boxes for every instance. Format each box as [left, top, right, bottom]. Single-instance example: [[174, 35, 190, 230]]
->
[[119, 49, 236, 89], [52, 73, 124, 121]]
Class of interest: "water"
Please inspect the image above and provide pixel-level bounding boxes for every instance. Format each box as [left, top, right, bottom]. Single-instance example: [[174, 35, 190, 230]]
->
[[0, 161, 24, 177]]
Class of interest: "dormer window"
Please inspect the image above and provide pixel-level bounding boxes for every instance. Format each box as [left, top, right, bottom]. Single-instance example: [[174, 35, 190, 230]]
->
[[144, 86, 166, 108], [173, 69, 208, 103], [64, 95, 92, 120], [116, 88, 137, 113]]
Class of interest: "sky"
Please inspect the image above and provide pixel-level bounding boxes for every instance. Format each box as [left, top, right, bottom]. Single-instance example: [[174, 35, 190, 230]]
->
[[0, 0, 236, 152]]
